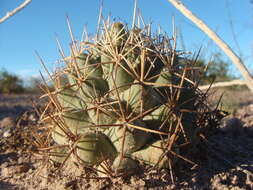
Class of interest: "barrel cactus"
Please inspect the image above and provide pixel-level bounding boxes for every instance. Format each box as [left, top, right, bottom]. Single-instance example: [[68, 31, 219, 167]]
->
[[41, 21, 224, 177]]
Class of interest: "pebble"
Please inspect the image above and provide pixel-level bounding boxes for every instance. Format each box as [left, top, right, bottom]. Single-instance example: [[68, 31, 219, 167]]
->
[[0, 116, 16, 138], [1, 163, 30, 178], [18, 157, 24, 164], [1, 162, 9, 168], [3, 129, 12, 138], [0, 116, 16, 128], [28, 113, 38, 122], [249, 104, 253, 112], [231, 175, 239, 185], [219, 117, 243, 134]]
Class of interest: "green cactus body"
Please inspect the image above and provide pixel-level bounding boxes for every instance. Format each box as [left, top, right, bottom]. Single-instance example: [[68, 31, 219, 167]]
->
[[62, 110, 93, 135], [144, 105, 176, 132], [125, 47, 141, 71], [119, 83, 161, 112], [131, 140, 169, 168], [45, 21, 214, 176], [154, 69, 173, 100], [67, 54, 87, 90], [57, 88, 86, 110], [75, 132, 117, 165], [97, 156, 139, 177], [110, 22, 127, 47], [155, 69, 172, 86], [108, 61, 135, 92], [112, 155, 138, 175], [57, 74, 72, 89], [52, 110, 93, 145], [136, 56, 164, 82], [82, 55, 103, 79], [101, 53, 113, 64], [86, 99, 121, 126], [68, 53, 103, 81], [51, 124, 69, 145], [100, 49, 115, 72], [80, 77, 109, 99], [144, 105, 166, 121], [49, 146, 69, 163], [67, 53, 108, 99], [106, 120, 151, 154]]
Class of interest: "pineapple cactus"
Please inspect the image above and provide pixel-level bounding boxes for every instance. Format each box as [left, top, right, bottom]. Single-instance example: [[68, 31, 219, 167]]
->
[[40, 20, 223, 177]]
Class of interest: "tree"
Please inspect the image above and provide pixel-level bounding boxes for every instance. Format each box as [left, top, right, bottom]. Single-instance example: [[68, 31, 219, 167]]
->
[[167, 0, 253, 92], [0, 69, 24, 94], [196, 53, 234, 85]]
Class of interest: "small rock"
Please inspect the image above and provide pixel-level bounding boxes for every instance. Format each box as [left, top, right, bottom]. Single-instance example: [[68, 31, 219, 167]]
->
[[1, 116, 16, 138], [28, 113, 38, 122], [138, 179, 145, 186], [219, 117, 243, 134], [1, 162, 9, 168], [3, 129, 12, 138], [16, 163, 30, 173], [1, 167, 10, 178], [249, 104, 253, 111], [112, 156, 138, 176], [0, 117, 16, 128], [231, 175, 239, 185], [28, 168, 34, 174], [18, 157, 24, 164], [1, 163, 30, 177]]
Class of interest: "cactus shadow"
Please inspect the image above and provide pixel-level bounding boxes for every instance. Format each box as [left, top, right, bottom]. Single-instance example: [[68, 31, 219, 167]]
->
[[0, 181, 17, 190], [174, 123, 253, 189], [0, 152, 18, 165]]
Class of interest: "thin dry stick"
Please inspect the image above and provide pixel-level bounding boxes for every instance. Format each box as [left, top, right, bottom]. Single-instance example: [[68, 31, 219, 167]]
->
[[0, 0, 32, 24], [199, 79, 247, 90], [167, 0, 253, 92], [225, 0, 243, 58], [132, 0, 138, 29]]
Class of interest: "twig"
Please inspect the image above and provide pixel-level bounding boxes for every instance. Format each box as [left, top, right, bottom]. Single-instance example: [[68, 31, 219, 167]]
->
[[225, 0, 243, 58], [0, 0, 32, 24], [199, 79, 247, 90], [166, 0, 253, 92]]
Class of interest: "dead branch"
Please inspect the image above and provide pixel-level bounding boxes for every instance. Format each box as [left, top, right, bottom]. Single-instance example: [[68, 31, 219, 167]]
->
[[167, 0, 253, 92], [199, 79, 246, 90], [0, 0, 32, 24]]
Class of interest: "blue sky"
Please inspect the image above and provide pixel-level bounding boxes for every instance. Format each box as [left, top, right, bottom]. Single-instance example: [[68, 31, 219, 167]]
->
[[0, 0, 253, 80]]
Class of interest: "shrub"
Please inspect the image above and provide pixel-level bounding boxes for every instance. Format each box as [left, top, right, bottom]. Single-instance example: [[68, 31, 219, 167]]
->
[[0, 69, 24, 94], [195, 53, 234, 85]]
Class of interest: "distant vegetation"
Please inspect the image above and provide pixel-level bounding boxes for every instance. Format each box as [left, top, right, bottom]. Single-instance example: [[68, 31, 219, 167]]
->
[[195, 53, 235, 85], [0, 69, 25, 94], [0, 55, 235, 94], [0, 69, 44, 94]]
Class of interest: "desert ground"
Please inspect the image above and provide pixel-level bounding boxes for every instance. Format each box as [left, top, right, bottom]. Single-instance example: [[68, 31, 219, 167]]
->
[[0, 88, 253, 190]]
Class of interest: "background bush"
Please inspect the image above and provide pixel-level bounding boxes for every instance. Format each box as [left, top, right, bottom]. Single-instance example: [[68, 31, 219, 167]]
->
[[195, 53, 235, 85], [0, 69, 24, 94]]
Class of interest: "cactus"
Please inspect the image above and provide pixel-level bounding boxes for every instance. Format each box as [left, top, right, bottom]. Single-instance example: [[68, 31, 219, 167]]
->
[[106, 120, 151, 154], [75, 132, 117, 165], [42, 20, 225, 178], [112, 155, 138, 175], [49, 146, 69, 163]]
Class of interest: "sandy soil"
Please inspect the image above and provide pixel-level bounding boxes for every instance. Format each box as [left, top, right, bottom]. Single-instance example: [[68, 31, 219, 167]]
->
[[0, 89, 253, 190]]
